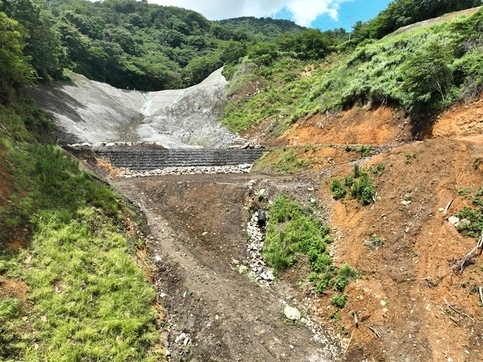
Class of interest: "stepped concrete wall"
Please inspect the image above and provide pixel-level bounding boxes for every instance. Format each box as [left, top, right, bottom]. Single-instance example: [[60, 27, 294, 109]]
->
[[94, 149, 265, 172]]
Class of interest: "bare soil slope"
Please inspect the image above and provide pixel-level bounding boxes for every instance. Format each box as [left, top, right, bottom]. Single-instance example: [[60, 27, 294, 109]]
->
[[79, 94, 483, 362], [258, 96, 483, 362]]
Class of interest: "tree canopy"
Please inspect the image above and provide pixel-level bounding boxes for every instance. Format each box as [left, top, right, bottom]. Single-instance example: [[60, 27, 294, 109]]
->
[[0, 11, 35, 100], [1, 0, 482, 96]]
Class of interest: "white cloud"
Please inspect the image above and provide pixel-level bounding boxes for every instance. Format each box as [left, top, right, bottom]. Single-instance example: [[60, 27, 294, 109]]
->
[[150, 0, 351, 27]]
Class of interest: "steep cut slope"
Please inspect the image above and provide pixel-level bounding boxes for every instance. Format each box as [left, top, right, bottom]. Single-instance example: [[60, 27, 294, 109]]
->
[[26, 69, 243, 148], [257, 96, 483, 362]]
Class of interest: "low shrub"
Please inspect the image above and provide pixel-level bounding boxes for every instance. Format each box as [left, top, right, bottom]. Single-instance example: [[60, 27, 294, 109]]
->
[[331, 293, 349, 308], [331, 167, 376, 206], [331, 179, 347, 200], [263, 195, 357, 299]]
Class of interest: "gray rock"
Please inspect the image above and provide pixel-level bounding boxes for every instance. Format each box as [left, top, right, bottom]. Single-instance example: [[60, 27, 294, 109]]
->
[[284, 305, 301, 321], [448, 216, 460, 226]]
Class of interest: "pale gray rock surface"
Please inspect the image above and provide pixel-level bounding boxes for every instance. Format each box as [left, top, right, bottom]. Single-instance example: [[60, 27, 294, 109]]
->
[[27, 68, 244, 149]]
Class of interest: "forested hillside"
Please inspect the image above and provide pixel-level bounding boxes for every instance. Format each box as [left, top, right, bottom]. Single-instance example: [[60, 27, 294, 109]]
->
[[3, 0, 480, 93]]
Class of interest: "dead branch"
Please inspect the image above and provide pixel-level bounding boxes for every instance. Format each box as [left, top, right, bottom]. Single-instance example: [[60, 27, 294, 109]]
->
[[449, 316, 461, 327], [443, 297, 475, 322], [452, 229, 483, 273], [344, 330, 355, 353], [352, 311, 359, 327], [477, 231, 483, 256], [367, 325, 381, 339], [443, 199, 454, 215], [0, 121, 19, 148]]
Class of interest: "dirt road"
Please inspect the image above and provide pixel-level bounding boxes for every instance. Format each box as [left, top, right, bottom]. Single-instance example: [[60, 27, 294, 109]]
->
[[109, 173, 342, 362]]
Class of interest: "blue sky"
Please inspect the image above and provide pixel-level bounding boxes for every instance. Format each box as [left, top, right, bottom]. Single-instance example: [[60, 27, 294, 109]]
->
[[307, 0, 393, 31], [152, 0, 394, 31]]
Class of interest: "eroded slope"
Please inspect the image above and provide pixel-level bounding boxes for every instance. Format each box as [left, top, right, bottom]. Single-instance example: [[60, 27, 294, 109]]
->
[[263, 96, 483, 362]]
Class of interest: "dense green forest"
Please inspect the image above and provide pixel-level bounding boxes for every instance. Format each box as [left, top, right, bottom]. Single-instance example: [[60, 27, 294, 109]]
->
[[2, 0, 481, 94]]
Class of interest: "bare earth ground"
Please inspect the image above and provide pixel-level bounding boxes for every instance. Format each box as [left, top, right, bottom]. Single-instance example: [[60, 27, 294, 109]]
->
[[78, 94, 483, 362], [2, 75, 483, 361], [109, 174, 340, 362]]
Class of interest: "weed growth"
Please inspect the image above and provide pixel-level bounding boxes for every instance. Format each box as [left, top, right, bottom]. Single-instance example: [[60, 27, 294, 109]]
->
[[263, 195, 357, 299], [331, 293, 349, 309], [331, 165, 377, 206], [364, 234, 385, 250], [254, 148, 309, 174], [456, 188, 483, 238], [405, 153, 417, 164]]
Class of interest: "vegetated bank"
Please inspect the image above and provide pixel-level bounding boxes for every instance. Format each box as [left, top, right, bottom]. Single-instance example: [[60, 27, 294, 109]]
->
[[0, 95, 164, 360], [222, 6, 483, 139]]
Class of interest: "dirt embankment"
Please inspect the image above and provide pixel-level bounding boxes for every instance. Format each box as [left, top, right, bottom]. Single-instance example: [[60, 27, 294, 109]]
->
[[257, 96, 483, 362]]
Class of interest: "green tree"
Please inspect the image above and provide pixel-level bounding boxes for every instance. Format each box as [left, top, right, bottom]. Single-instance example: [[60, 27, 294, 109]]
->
[[278, 29, 330, 60], [218, 40, 247, 64], [1, 0, 65, 81], [247, 41, 279, 65], [0, 12, 35, 98], [184, 54, 222, 85]]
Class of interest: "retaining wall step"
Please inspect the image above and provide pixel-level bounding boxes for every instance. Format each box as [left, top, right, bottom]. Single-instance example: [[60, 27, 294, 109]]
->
[[94, 149, 265, 171]]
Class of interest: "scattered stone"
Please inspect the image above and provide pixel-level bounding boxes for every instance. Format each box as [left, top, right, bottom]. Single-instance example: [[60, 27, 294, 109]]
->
[[119, 164, 254, 177], [260, 270, 275, 281], [401, 200, 412, 206], [244, 209, 276, 286], [448, 216, 460, 226], [175, 332, 187, 344], [284, 305, 301, 321]]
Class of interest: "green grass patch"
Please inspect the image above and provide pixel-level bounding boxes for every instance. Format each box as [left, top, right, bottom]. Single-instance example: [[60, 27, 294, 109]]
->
[[262, 195, 357, 298], [18, 208, 160, 361], [456, 187, 483, 238], [254, 148, 309, 174], [0, 95, 162, 361]]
